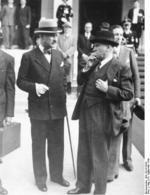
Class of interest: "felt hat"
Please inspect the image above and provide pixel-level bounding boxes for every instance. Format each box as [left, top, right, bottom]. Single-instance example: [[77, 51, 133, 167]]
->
[[91, 30, 118, 47], [34, 18, 62, 34]]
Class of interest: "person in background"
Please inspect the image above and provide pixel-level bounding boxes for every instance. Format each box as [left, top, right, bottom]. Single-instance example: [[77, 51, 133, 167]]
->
[[0, 28, 15, 195], [17, 18, 69, 192], [77, 22, 94, 72], [56, 0, 73, 30], [57, 21, 75, 94], [16, 0, 32, 49], [0, 0, 16, 49], [128, 0, 144, 53], [107, 25, 141, 182], [122, 18, 138, 52], [67, 30, 133, 195]]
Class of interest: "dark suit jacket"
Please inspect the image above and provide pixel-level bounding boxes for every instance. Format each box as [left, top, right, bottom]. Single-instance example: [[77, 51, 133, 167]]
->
[[17, 47, 67, 120], [16, 6, 31, 26], [72, 58, 133, 136], [128, 8, 144, 25], [119, 45, 140, 98], [0, 50, 15, 121]]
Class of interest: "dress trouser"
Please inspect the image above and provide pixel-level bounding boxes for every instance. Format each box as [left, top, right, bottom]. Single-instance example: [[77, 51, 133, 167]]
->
[[2, 25, 14, 48], [30, 118, 64, 185], [76, 101, 111, 194], [122, 113, 133, 164]]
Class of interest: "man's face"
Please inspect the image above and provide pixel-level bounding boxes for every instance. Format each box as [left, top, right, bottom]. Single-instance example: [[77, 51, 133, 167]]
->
[[85, 23, 92, 33], [112, 28, 123, 45], [40, 33, 58, 49], [20, 0, 26, 5], [133, 1, 140, 9], [92, 42, 109, 60]]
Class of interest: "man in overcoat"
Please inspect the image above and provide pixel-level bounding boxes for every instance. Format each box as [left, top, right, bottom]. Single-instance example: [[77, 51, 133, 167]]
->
[[0, 28, 15, 195], [17, 18, 69, 192], [107, 25, 141, 181], [67, 31, 133, 195]]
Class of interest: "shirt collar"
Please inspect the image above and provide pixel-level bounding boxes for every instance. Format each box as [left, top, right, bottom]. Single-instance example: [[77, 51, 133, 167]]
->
[[39, 44, 44, 53], [100, 54, 113, 68]]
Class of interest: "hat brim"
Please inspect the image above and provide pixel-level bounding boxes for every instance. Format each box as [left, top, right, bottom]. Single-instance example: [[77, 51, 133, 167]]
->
[[91, 38, 118, 47], [34, 28, 62, 34]]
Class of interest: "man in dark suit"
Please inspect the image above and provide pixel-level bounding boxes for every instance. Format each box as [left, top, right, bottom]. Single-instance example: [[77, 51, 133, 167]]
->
[[128, 0, 144, 51], [0, 28, 15, 195], [67, 31, 133, 195], [17, 18, 69, 192], [56, 0, 73, 30], [16, 0, 32, 49], [77, 22, 94, 72], [107, 25, 141, 182]]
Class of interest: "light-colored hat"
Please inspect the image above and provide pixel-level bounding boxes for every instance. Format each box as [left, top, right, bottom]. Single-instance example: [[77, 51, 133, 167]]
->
[[63, 21, 72, 28], [34, 18, 62, 34]]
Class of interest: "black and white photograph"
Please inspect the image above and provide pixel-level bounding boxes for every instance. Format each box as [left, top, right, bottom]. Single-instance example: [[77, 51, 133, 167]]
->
[[0, 0, 146, 194]]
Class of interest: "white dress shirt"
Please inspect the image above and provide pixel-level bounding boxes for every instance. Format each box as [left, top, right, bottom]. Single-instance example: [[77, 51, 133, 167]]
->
[[39, 45, 51, 63]]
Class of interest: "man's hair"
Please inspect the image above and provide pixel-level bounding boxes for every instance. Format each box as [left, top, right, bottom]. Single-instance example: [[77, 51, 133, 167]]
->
[[85, 22, 92, 27], [110, 25, 123, 32]]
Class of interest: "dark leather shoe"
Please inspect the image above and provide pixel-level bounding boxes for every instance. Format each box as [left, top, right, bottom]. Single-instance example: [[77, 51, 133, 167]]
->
[[107, 174, 118, 182], [36, 183, 48, 192], [0, 186, 8, 195], [67, 187, 90, 194], [123, 162, 133, 171], [51, 178, 70, 187]]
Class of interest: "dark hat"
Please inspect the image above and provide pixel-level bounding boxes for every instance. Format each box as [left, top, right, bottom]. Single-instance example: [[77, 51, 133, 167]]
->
[[34, 18, 62, 34], [122, 18, 132, 25], [100, 22, 110, 31], [133, 104, 145, 120], [91, 30, 118, 47]]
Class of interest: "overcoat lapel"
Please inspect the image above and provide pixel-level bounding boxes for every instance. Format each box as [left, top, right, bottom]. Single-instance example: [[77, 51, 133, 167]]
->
[[34, 47, 51, 72], [106, 58, 120, 82]]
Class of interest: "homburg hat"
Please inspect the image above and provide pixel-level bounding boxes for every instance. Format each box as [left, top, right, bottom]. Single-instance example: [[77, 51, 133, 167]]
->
[[91, 30, 118, 47], [34, 18, 62, 34]]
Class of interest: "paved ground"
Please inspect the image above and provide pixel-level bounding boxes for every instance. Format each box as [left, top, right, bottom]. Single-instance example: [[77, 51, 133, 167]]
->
[[0, 49, 144, 195]]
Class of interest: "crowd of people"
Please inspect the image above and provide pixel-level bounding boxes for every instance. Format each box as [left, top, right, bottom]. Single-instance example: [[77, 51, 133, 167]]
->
[[0, 0, 144, 195]]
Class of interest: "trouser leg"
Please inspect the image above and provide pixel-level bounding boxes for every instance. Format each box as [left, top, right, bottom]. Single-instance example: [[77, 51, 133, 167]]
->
[[107, 134, 122, 180], [30, 119, 47, 184], [47, 119, 64, 180], [76, 104, 92, 191]]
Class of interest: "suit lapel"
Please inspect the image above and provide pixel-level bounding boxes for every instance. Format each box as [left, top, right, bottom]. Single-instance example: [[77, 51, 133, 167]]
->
[[107, 58, 120, 81], [34, 47, 51, 72]]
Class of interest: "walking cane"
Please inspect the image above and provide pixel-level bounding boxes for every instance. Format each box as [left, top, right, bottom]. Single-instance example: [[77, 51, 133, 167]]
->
[[66, 110, 76, 179]]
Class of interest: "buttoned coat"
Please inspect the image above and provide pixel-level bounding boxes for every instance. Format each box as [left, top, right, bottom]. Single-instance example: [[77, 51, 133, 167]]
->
[[17, 47, 67, 120], [0, 4, 16, 26], [72, 58, 133, 136], [0, 50, 15, 121]]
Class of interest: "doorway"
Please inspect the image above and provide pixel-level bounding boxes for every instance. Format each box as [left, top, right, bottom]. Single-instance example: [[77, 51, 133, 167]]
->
[[79, 0, 123, 34]]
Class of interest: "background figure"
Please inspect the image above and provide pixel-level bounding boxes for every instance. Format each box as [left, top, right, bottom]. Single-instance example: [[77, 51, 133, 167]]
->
[[0, 28, 15, 195], [57, 21, 75, 94], [0, 0, 16, 49], [68, 31, 133, 195], [122, 18, 138, 52], [77, 22, 94, 72], [16, 0, 32, 49], [107, 25, 141, 182], [17, 18, 69, 192], [128, 0, 144, 53], [56, 0, 73, 30]]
